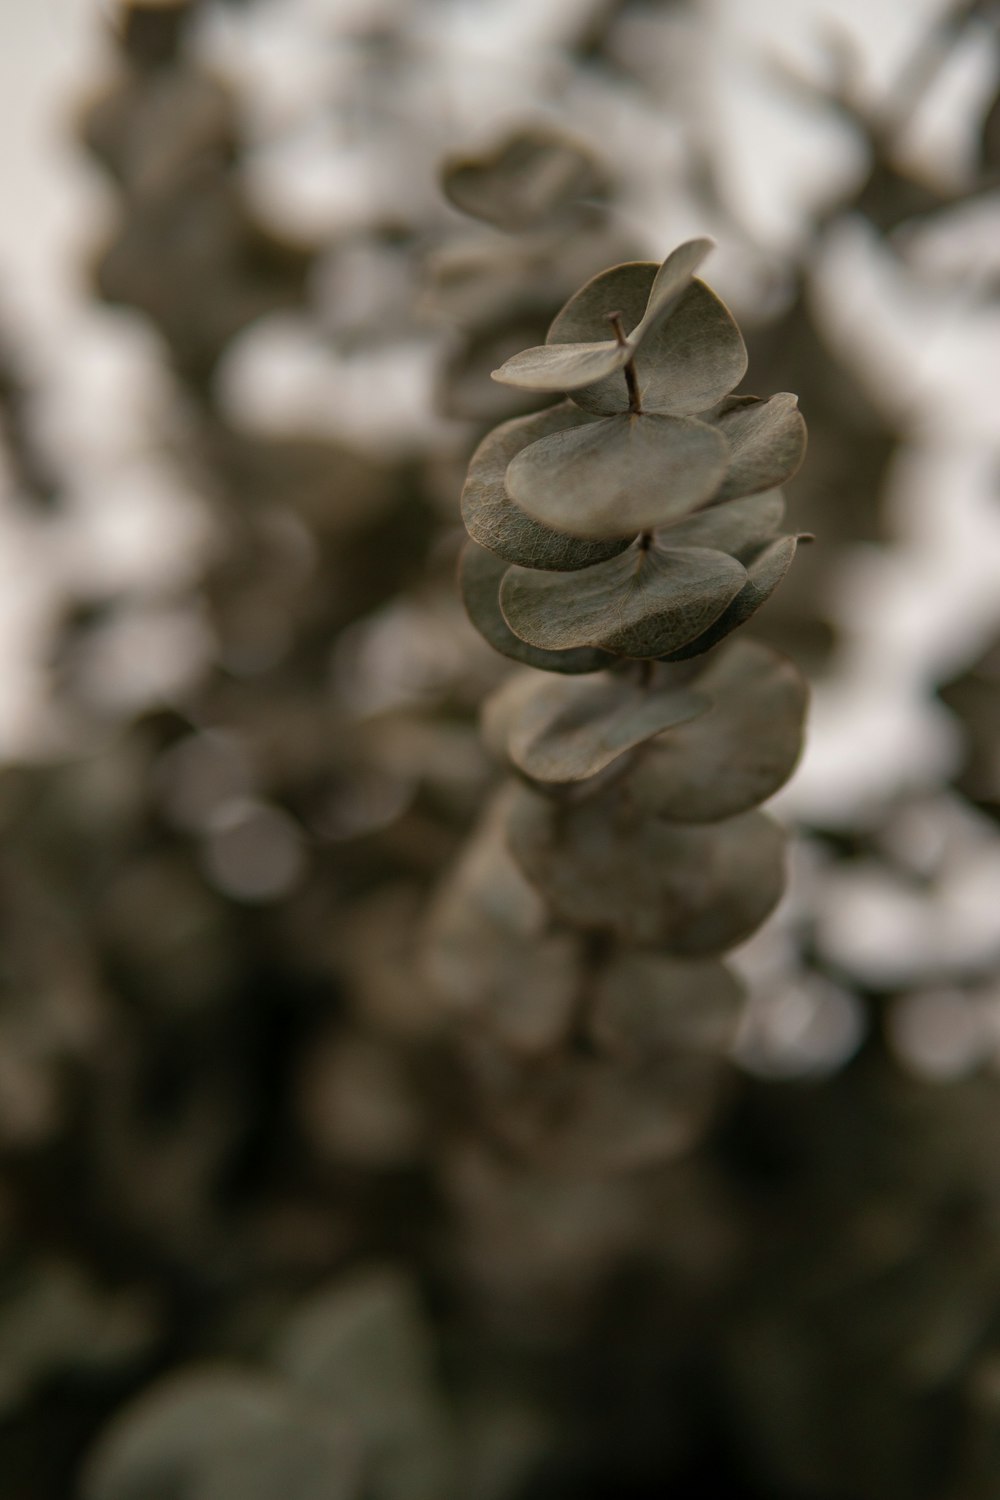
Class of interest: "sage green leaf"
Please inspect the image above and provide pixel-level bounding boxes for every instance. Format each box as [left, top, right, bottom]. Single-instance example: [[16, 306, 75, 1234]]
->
[[459, 541, 612, 673], [482, 668, 708, 784], [491, 339, 632, 392], [630, 237, 715, 341], [661, 534, 799, 661], [499, 541, 746, 658], [505, 784, 787, 953], [634, 280, 748, 416], [660, 490, 786, 560], [546, 261, 657, 415], [461, 403, 629, 571], [625, 639, 808, 821], [440, 128, 607, 230], [505, 412, 729, 539], [589, 951, 744, 1058], [711, 393, 807, 502]]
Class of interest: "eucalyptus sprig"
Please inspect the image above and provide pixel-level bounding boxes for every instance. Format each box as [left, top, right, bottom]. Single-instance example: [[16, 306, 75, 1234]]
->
[[430, 238, 809, 1170]]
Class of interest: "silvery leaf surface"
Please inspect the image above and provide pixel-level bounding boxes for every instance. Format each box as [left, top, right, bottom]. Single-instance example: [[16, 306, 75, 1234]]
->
[[630, 238, 716, 341], [505, 412, 729, 539], [660, 535, 799, 661], [499, 540, 746, 658], [461, 403, 628, 571], [545, 260, 656, 414], [625, 639, 808, 821], [459, 541, 612, 673], [659, 490, 786, 561], [491, 338, 632, 392], [710, 392, 807, 502], [633, 280, 748, 416], [482, 667, 708, 784]]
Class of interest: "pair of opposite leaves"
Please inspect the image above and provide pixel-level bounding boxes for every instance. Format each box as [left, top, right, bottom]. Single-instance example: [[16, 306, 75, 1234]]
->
[[461, 240, 806, 667]]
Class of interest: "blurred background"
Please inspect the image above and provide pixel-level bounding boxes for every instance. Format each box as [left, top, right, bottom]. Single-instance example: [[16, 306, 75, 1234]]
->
[[2, 1, 1000, 1496]]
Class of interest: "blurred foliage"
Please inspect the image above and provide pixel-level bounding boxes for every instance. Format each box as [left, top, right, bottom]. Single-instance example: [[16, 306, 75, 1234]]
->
[[1, 0, 1000, 1497]]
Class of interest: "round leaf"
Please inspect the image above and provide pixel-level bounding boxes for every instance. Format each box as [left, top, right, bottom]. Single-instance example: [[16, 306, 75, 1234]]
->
[[630, 238, 715, 341], [491, 339, 631, 392], [505, 412, 729, 539], [661, 534, 799, 661], [546, 261, 657, 414], [505, 784, 787, 953], [441, 128, 607, 230], [589, 951, 744, 1058], [634, 280, 748, 416], [499, 541, 746, 658], [461, 403, 629, 571], [625, 639, 808, 821], [482, 667, 709, 784], [660, 489, 786, 560], [459, 541, 613, 673], [711, 393, 807, 502]]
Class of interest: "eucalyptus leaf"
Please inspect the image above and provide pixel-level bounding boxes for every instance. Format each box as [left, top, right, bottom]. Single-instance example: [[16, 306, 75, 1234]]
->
[[711, 393, 807, 502], [661, 535, 799, 661], [660, 490, 786, 560], [634, 280, 748, 416], [459, 541, 613, 674], [589, 951, 744, 1058], [505, 412, 729, 539], [491, 339, 631, 392], [440, 128, 607, 230], [499, 541, 746, 658], [625, 639, 808, 821], [546, 261, 656, 415], [482, 668, 709, 784], [461, 403, 629, 571], [505, 784, 787, 953], [630, 237, 715, 341]]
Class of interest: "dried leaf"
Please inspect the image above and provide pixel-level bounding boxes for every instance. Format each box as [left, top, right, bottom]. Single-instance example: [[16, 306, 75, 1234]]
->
[[505, 412, 729, 539], [499, 541, 746, 658], [482, 668, 709, 784], [459, 541, 613, 673], [461, 404, 629, 571], [505, 784, 787, 953], [711, 393, 807, 502], [546, 261, 655, 415], [625, 639, 808, 821]]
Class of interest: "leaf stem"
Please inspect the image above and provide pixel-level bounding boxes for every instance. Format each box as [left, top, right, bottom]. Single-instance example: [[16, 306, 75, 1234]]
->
[[607, 311, 642, 414]]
